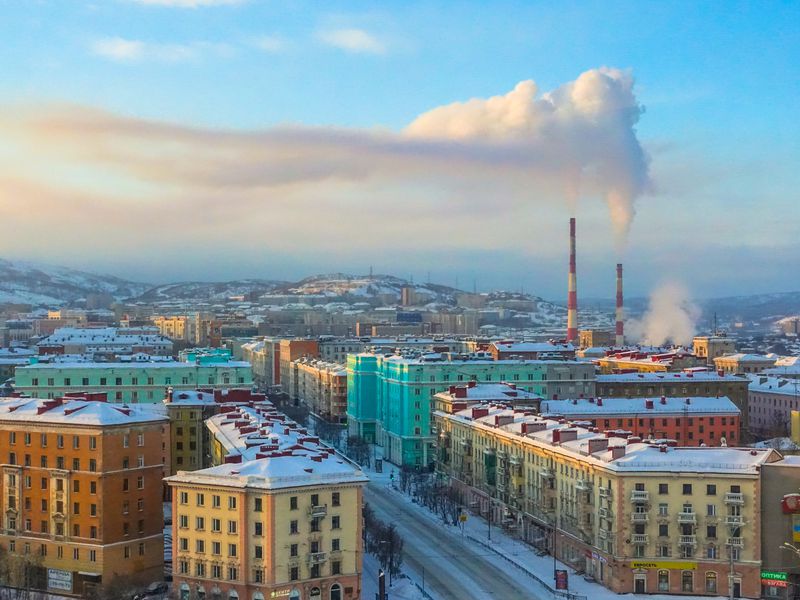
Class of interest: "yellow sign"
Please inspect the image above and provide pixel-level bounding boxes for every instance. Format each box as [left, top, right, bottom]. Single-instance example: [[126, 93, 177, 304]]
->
[[631, 561, 697, 570], [793, 514, 800, 542]]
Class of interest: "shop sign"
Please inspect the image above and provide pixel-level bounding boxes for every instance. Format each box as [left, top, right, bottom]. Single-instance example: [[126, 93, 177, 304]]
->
[[270, 590, 292, 598], [761, 571, 787, 581], [555, 570, 569, 590], [761, 579, 788, 588], [47, 569, 72, 592], [631, 561, 697, 570]]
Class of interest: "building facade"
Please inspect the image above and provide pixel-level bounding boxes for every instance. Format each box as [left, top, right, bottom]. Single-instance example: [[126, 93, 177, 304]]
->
[[290, 359, 348, 423], [0, 396, 168, 596], [748, 376, 800, 437], [715, 354, 777, 376], [693, 336, 737, 366], [14, 361, 253, 404], [346, 352, 596, 467], [433, 402, 779, 598]]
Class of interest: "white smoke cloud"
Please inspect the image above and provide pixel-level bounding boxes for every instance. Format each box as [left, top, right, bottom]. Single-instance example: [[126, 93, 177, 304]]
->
[[407, 67, 651, 241], [626, 281, 701, 346]]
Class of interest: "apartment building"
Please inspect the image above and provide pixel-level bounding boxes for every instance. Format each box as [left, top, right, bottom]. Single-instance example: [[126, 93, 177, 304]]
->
[[241, 338, 281, 389], [539, 396, 741, 446], [289, 359, 347, 422], [748, 376, 800, 437], [693, 336, 737, 366], [595, 350, 702, 374], [596, 371, 750, 433], [14, 360, 253, 403], [346, 352, 595, 467], [432, 382, 542, 414], [715, 354, 778, 376], [0, 395, 168, 596], [166, 406, 367, 600], [163, 388, 268, 475], [36, 326, 174, 357], [279, 340, 320, 396], [489, 341, 576, 361], [433, 402, 781, 598]]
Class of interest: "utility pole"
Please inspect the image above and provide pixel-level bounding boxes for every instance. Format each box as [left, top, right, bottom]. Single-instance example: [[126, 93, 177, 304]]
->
[[378, 568, 386, 600]]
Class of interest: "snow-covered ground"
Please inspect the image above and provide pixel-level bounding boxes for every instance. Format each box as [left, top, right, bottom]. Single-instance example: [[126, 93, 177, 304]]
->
[[364, 451, 726, 600]]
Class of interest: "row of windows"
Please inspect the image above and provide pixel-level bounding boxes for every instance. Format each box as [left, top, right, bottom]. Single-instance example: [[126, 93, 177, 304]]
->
[[7, 453, 148, 470], [29, 375, 245, 386], [176, 561, 343, 582], [8, 431, 145, 448], [634, 482, 742, 496]]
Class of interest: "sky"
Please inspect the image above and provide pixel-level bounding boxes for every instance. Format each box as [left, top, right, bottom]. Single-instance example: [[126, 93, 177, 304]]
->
[[0, 0, 797, 299]]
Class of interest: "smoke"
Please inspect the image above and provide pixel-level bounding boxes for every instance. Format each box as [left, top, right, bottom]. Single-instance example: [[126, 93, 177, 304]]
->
[[406, 67, 651, 240], [626, 281, 701, 346]]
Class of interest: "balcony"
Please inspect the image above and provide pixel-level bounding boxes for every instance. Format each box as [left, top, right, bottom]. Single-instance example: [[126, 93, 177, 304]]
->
[[632, 534, 649, 544], [599, 488, 612, 499], [631, 512, 649, 523], [727, 537, 744, 548], [677, 512, 697, 524], [599, 507, 610, 519], [630, 490, 650, 503], [724, 515, 745, 527], [598, 528, 609, 540], [539, 467, 555, 479], [308, 552, 327, 565], [309, 505, 327, 518], [678, 535, 697, 546], [724, 492, 744, 505], [575, 479, 592, 492]]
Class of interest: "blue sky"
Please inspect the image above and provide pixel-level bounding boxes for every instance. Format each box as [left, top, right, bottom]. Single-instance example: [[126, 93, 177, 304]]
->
[[0, 0, 798, 299]]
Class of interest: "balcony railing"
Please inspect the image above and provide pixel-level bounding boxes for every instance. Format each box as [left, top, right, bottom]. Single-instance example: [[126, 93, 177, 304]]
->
[[632, 534, 648, 544], [599, 488, 612, 498], [724, 515, 745, 527], [575, 479, 592, 492], [309, 505, 327, 518], [539, 467, 555, 479], [724, 493, 744, 505], [677, 512, 696, 524], [308, 552, 327, 565], [630, 490, 650, 503], [631, 512, 649, 523], [679, 535, 697, 546], [727, 537, 744, 548]]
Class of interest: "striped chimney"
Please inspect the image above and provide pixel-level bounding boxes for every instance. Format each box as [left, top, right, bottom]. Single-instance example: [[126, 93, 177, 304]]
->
[[567, 217, 578, 343], [615, 263, 624, 346]]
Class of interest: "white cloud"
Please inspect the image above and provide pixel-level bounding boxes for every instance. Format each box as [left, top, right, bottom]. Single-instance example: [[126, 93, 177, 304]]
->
[[129, 0, 244, 7], [317, 28, 386, 55], [252, 35, 285, 53], [90, 37, 232, 63]]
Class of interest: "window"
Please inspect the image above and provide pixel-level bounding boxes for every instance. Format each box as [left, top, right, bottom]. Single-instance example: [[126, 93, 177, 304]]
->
[[658, 570, 669, 592], [228, 544, 237, 557], [707, 504, 716, 516], [72, 436, 80, 449], [290, 520, 298, 534], [682, 571, 693, 592], [290, 496, 298, 510], [179, 515, 188, 529], [123, 434, 130, 448], [705, 572, 717, 593], [290, 567, 299, 581], [137, 434, 144, 447], [89, 550, 97, 562], [179, 491, 189, 505], [196, 493, 205, 506], [212, 518, 221, 532], [228, 520, 237, 534], [254, 545, 263, 559], [658, 523, 669, 537], [212, 564, 221, 579], [227, 567, 238, 581], [228, 496, 237, 509], [332, 492, 340, 507], [212, 541, 221, 556], [196, 516, 205, 530], [706, 484, 716, 496], [254, 522, 263, 536], [290, 544, 298, 557], [332, 538, 340, 551], [707, 545, 718, 559], [332, 561, 341, 575], [212, 495, 221, 508], [658, 503, 668, 516], [332, 516, 340, 530], [683, 484, 693, 495], [89, 459, 96, 472], [196, 540, 205, 553], [137, 476, 143, 489], [707, 525, 717, 539], [254, 498, 263, 512]]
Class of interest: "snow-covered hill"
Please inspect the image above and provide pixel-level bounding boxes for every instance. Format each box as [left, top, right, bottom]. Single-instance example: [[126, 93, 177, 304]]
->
[[276, 273, 460, 303], [0, 259, 150, 306], [135, 280, 285, 303]]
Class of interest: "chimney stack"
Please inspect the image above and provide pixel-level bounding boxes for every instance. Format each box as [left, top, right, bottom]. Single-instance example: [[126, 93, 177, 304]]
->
[[567, 218, 578, 344], [615, 263, 624, 346]]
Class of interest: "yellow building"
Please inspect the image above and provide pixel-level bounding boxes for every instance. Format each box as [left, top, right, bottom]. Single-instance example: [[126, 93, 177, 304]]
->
[[714, 354, 777, 375], [434, 402, 780, 598], [693, 336, 736, 366], [166, 441, 367, 600]]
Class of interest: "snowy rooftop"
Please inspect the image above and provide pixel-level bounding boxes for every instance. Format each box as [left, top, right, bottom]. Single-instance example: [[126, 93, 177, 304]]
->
[[167, 451, 367, 490], [165, 389, 267, 406], [293, 357, 347, 376], [715, 353, 777, 363], [17, 360, 251, 370], [0, 396, 167, 426], [490, 342, 575, 353], [38, 327, 171, 346], [435, 382, 541, 402], [441, 403, 775, 474], [748, 375, 800, 396], [540, 396, 740, 416], [596, 371, 744, 383]]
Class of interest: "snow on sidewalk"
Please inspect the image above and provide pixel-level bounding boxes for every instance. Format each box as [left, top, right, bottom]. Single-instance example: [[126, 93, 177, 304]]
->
[[367, 464, 725, 600]]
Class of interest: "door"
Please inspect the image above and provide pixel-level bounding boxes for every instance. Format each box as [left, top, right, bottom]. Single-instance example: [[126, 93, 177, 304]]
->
[[733, 580, 741, 598], [634, 575, 646, 594]]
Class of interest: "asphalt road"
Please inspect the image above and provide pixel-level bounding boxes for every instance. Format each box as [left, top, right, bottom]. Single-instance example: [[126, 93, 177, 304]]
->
[[364, 482, 543, 600]]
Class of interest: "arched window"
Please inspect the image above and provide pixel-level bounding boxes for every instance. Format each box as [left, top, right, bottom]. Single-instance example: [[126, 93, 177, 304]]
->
[[289, 591, 301, 600], [180, 583, 190, 600], [681, 570, 694, 593], [330, 583, 342, 600], [253, 594, 265, 600], [657, 570, 669, 592], [310, 588, 321, 600], [705, 572, 717, 593], [228, 591, 239, 600]]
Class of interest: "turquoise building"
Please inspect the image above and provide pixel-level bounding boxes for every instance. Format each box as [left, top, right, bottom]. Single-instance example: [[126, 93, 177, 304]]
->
[[347, 353, 595, 467], [14, 360, 253, 403]]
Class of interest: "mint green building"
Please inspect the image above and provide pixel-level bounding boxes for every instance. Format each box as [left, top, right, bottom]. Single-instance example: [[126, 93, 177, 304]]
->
[[347, 353, 596, 467], [14, 360, 253, 403]]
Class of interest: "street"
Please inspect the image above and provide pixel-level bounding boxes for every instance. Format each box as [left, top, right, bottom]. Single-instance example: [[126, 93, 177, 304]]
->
[[364, 480, 544, 600]]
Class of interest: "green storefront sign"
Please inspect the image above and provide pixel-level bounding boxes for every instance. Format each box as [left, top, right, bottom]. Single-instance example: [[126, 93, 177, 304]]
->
[[761, 570, 788, 581]]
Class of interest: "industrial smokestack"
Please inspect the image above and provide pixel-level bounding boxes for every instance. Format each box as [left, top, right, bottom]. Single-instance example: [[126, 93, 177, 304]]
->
[[616, 263, 624, 346], [567, 218, 578, 343]]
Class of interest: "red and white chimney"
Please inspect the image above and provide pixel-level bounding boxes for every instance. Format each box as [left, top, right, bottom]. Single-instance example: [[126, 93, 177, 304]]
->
[[615, 263, 624, 346], [567, 218, 578, 344]]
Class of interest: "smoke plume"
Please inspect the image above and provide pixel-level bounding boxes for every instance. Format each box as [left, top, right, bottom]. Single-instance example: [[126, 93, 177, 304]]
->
[[627, 281, 701, 346]]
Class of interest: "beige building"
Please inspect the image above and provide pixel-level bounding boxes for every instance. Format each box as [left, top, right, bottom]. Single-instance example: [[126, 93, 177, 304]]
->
[[434, 402, 780, 598], [166, 401, 367, 600], [290, 358, 348, 423], [153, 315, 197, 343], [579, 329, 616, 349], [693, 336, 737, 366], [715, 354, 777, 375]]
